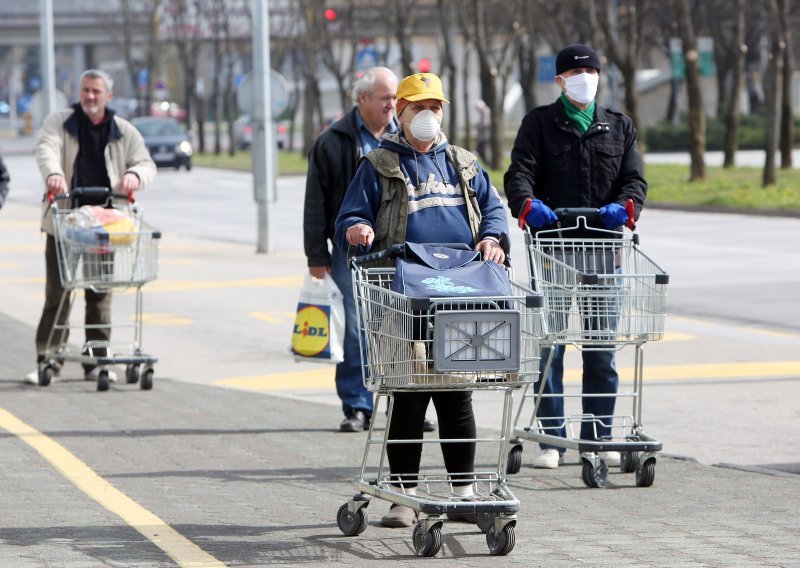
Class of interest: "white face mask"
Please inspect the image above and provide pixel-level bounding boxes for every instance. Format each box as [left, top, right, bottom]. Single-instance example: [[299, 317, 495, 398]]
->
[[408, 109, 441, 142], [560, 72, 599, 104]]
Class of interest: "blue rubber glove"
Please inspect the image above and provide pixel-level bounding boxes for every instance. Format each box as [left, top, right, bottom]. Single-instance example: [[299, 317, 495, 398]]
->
[[525, 199, 558, 228], [599, 203, 629, 229]]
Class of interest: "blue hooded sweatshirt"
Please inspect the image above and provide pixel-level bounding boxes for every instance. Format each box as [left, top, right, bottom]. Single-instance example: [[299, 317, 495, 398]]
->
[[334, 134, 507, 253]]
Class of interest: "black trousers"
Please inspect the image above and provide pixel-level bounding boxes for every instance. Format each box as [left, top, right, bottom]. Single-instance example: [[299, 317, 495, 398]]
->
[[386, 390, 477, 489], [35, 235, 112, 373]]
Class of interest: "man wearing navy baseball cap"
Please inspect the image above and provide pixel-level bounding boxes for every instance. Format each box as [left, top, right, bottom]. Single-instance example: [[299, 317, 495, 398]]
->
[[504, 43, 648, 470]]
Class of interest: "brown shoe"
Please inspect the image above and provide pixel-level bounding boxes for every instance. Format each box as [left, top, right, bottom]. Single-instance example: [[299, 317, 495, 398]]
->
[[380, 504, 418, 528]]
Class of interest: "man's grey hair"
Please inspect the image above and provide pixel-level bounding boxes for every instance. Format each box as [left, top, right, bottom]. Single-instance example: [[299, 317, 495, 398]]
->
[[352, 66, 397, 105], [80, 69, 114, 92]]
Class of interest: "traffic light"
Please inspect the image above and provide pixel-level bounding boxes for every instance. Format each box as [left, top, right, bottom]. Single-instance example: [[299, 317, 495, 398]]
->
[[417, 58, 431, 73], [324, 8, 337, 21]]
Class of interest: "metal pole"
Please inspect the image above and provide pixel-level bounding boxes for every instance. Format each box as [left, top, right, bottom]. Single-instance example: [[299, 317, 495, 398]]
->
[[252, 0, 274, 253], [40, 0, 56, 117]]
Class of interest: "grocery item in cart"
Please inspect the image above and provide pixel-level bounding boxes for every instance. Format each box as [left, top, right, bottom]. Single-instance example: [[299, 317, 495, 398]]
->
[[62, 205, 137, 247]]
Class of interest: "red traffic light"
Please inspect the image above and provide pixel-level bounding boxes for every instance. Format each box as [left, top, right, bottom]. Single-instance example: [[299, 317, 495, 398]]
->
[[417, 58, 431, 73], [324, 8, 337, 21]]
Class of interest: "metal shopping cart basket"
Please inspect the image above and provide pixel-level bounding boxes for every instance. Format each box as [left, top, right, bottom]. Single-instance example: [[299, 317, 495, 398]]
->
[[508, 208, 669, 488], [335, 243, 544, 557], [36, 187, 160, 391]]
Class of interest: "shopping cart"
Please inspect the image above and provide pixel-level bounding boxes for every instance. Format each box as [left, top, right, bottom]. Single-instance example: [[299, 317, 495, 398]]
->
[[335, 243, 544, 557], [508, 207, 669, 488], [36, 187, 160, 392]]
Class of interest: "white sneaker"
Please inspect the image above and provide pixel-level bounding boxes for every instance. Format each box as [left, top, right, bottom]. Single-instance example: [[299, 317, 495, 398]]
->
[[532, 448, 563, 469], [24, 370, 39, 385], [599, 451, 621, 467], [85, 367, 118, 383]]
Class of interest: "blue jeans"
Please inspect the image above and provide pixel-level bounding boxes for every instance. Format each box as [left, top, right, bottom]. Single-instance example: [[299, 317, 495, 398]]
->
[[536, 345, 619, 451], [331, 248, 373, 417]]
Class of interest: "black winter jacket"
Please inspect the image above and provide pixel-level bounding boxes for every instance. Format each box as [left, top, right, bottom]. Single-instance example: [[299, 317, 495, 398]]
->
[[303, 107, 362, 267], [504, 99, 647, 229]]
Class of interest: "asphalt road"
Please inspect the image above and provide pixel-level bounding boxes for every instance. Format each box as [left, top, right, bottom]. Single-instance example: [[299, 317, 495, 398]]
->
[[1, 149, 799, 566]]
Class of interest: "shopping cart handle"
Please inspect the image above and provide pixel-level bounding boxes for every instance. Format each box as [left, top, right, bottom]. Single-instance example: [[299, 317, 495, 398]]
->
[[553, 207, 601, 224], [350, 243, 406, 266]]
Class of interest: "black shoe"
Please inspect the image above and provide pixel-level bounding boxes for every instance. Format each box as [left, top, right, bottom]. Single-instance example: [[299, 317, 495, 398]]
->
[[340, 409, 367, 432], [423, 418, 437, 432]]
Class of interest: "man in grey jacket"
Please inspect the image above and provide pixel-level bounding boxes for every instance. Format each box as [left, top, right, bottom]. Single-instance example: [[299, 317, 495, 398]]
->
[[303, 67, 403, 431], [25, 69, 156, 385]]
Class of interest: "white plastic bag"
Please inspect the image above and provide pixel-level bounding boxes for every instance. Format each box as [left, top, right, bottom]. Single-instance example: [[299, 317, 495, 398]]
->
[[290, 273, 345, 364]]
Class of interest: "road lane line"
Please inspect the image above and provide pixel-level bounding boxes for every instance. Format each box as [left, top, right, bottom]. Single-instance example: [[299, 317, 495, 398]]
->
[[0, 407, 226, 568], [214, 361, 800, 392]]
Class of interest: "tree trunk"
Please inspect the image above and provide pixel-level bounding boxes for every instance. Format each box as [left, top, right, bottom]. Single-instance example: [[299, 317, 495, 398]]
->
[[778, 0, 793, 169], [461, 43, 473, 152], [438, 0, 459, 146], [675, 0, 705, 181], [519, 1, 537, 112], [723, 0, 746, 168], [762, 0, 781, 186]]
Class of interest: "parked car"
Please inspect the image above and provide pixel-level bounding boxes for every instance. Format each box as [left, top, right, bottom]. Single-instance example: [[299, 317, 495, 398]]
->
[[110, 97, 140, 119], [232, 114, 287, 150], [131, 116, 193, 170], [150, 101, 187, 121]]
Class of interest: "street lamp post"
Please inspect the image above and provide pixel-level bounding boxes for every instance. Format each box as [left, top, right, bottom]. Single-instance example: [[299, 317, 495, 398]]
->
[[252, 0, 275, 254]]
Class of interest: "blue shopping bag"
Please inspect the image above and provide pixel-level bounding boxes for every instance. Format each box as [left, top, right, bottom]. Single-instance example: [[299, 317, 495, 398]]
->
[[390, 242, 512, 299]]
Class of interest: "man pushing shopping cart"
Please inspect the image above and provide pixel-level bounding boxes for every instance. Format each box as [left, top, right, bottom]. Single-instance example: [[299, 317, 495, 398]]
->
[[503, 43, 668, 487]]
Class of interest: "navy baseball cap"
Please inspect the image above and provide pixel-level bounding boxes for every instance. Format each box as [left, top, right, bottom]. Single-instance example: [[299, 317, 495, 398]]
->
[[555, 44, 601, 75]]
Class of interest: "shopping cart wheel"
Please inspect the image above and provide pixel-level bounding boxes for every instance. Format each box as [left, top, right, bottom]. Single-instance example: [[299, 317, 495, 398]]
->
[[336, 503, 368, 536], [38, 365, 53, 387], [412, 521, 441, 557], [125, 365, 140, 384], [486, 521, 515, 556], [581, 459, 608, 488], [635, 458, 656, 487], [140, 368, 154, 391], [506, 445, 523, 475], [620, 451, 638, 473], [97, 370, 110, 392], [476, 511, 497, 534]]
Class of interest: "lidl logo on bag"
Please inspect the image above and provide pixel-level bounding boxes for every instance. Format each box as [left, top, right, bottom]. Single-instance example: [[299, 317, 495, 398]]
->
[[291, 304, 331, 357]]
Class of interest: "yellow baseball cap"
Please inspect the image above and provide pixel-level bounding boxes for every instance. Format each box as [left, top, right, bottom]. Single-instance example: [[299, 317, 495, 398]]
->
[[396, 73, 449, 103]]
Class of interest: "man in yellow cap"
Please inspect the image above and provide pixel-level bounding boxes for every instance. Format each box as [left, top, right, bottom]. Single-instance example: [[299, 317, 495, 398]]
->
[[334, 72, 509, 528]]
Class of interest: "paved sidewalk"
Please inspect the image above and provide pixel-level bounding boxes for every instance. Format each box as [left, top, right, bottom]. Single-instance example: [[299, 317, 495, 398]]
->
[[1, 313, 799, 567]]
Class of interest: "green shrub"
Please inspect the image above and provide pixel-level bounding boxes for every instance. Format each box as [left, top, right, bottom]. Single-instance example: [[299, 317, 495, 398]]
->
[[644, 114, 800, 152]]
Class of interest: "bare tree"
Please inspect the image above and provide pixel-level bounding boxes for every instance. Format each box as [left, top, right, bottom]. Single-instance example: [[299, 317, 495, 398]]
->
[[723, 0, 747, 168], [106, 0, 161, 113], [518, 1, 538, 112], [209, 0, 225, 154], [762, 0, 782, 186], [437, 0, 459, 145], [594, 0, 659, 153], [778, 0, 794, 169], [163, 0, 208, 151], [297, 0, 326, 155], [316, 0, 360, 114], [460, 0, 522, 169], [389, 0, 417, 76], [674, 0, 705, 180]]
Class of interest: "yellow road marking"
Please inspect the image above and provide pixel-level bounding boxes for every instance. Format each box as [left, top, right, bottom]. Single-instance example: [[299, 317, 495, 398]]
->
[[250, 311, 296, 324], [0, 407, 226, 568], [138, 313, 192, 326], [215, 361, 800, 392], [563, 360, 800, 382], [0, 244, 43, 253], [0, 261, 22, 269], [143, 276, 302, 293], [660, 331, 695, 342], [216, 367, 335, 391]]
